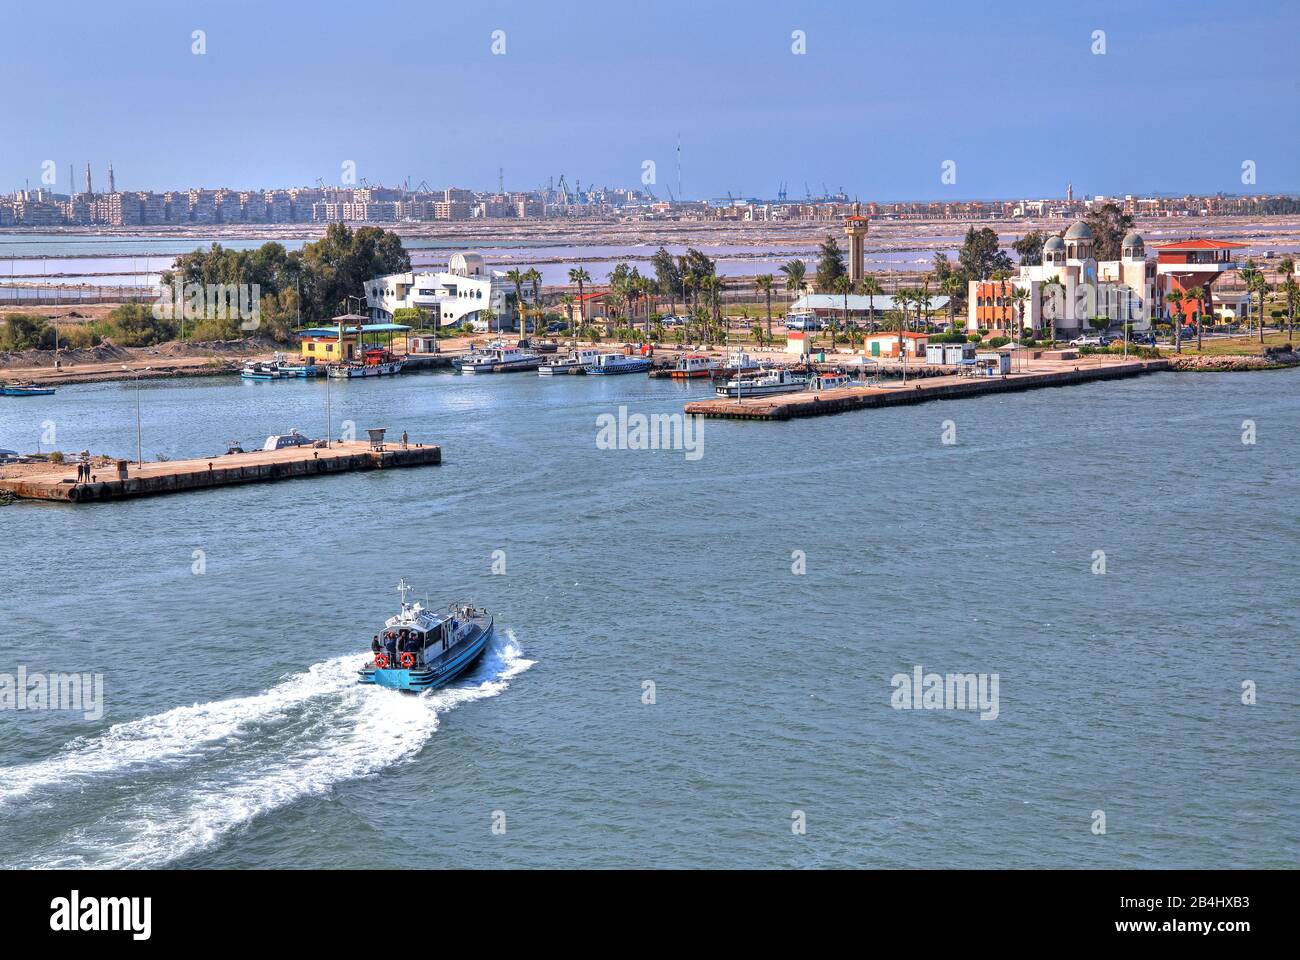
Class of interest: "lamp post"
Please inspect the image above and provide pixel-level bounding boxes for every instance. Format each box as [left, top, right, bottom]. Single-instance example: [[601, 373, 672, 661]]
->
[[122, 365, 150, 467]]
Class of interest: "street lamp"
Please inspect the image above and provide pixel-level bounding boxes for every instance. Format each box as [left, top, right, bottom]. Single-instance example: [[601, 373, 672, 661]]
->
[[122, 365, 150, 466]]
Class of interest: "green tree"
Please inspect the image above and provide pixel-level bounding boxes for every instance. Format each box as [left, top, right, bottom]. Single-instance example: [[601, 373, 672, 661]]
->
[[1166, 289, 1184, 353], [815, 235, 846, 291], [1082, 202, 1135, 261], [1012, 230, 1048, 266], [755, 274, 775, 343], [780, 259, 807, 306], [958, 226, 1013, 280]]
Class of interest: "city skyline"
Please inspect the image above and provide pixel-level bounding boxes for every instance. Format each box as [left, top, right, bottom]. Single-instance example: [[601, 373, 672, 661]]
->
[[3, 0, 1298, 201]]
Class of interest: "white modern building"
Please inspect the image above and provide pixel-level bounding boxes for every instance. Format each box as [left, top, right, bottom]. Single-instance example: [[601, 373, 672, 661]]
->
[[967, 221, 1159, 338], [364, 252, 517, 331]]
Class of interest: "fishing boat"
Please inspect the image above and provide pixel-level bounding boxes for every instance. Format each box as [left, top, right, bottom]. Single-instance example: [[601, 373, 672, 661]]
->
[[358, 580, 494, 693], [327, 347, 405, 378], [813, 371, 860, 390], [1, 382, 56, 396], [538, 348, 601, 375], [718, 350, 763, 376], [458, 342, 541, 374], [669, 354, 719, 379], [240, 359, 286, 381], [586, 352, 653, 375], [715, 368, 809, 398]]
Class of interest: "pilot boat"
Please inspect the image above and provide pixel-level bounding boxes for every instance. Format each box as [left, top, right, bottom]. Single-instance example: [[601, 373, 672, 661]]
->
[[669, 354, 719, 379], [585, 352, 653, 375], [715, 367, 809, 398], [812, 371, 859, 390], [358, 580, 494, 692], [539, 348, 601, 375]]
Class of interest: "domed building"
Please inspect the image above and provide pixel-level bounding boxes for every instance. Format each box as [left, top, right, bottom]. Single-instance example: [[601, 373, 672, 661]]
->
[[968, 218, 1157, 339]]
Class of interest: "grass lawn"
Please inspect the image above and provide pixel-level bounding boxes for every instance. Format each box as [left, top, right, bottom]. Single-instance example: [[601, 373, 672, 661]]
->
[[1176, 330, 1297, 356]]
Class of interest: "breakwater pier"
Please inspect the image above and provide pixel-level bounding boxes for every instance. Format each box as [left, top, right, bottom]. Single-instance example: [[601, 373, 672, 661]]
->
[[685, 358, 1170, 421], [0, 440, 441, 503]]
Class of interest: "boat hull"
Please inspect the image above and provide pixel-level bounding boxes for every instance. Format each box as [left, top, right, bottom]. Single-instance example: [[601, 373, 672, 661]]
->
[[358, 619, 494, 692], [328, 360, 405, 379], [2, 387, 56, 396], [462, 359, 540, 374], [587, 359, 652, 375]]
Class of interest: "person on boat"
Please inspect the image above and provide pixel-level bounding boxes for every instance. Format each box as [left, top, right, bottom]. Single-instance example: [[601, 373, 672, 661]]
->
[[384, 632, 397, 661], [371, 635, 382, 655]]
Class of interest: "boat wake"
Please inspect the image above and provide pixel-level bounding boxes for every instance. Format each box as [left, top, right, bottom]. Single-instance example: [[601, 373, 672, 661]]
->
[[0, 632, 534, 869]]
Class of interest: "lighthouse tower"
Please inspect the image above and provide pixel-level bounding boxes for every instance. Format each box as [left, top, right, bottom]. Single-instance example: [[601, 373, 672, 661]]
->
[[844, 202, 869, 284]]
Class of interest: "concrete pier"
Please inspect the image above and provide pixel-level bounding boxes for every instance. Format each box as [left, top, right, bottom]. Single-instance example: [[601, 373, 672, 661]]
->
[[684, 359, 1170, 421], [0, 441, 441, 503]]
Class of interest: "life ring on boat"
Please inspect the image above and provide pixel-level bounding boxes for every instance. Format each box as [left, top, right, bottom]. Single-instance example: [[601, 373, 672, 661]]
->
[[374, 653, 389, 669], [400, 652, 415, 668]]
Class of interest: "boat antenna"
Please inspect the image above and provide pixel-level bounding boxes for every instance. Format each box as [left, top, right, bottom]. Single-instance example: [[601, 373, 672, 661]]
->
[[397, 577, 412, 609]]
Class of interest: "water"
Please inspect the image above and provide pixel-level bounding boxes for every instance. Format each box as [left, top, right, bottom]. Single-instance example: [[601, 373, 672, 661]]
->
[[1, 367, 1297, 868]]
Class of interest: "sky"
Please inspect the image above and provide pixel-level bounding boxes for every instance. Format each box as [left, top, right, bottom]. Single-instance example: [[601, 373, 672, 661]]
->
[[1, 0, 1297, 202]]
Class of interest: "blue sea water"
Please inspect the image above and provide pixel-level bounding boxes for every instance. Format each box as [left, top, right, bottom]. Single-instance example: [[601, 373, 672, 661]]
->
[[0, 366, 1296, 868]]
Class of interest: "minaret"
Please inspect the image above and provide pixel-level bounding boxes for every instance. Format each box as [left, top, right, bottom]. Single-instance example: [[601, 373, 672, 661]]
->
[[85, 163, 93, 196], [107, 163, 115, 194], [844, 201, 869, 284], [1067, 182, 1073, 203]]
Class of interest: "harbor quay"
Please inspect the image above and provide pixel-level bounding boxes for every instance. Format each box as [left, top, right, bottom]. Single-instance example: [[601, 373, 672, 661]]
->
[[0, 439, 440, 503], [685, 355, 1169, 421]]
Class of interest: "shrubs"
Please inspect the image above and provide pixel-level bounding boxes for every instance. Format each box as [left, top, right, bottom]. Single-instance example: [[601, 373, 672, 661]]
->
[[985, 336, 1011, 348]]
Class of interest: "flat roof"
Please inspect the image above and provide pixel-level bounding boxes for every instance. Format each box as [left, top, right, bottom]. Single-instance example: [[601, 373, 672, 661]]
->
[[1151, 239, 1250, 250], [296, 323, 411, 337]]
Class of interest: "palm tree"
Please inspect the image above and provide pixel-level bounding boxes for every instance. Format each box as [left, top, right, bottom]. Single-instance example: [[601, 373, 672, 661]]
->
[[860, 274, 883, 331], [1184, 285, 1206, 351], [568, 267, 591, 343], [917, 275, 934, 333], [940, 274, 962, 335], [1248, 272, 1269, 344], [779, 259, 807, 310], [1279, 258, 1298, 341], [893, 288, 910, 357], [1041, 278, 1062, 344], [1011, 286, 1030, 338], [755, 274, 775, 343], [832, 275, 851, 348], [505, 269, 526, 335], [1166, 289, 1184, 353]]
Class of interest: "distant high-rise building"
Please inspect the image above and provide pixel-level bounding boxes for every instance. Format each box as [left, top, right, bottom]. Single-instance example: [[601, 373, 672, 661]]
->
[[108, 163, 116, 193], [84, 163, 93, 196]]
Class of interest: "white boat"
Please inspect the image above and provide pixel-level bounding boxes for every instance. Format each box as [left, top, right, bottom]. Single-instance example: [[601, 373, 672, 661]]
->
[[719, 350, 763, 375], [813, 372, 860, 390], [539, 348, 601, 375], [586, 352, 653, 375], [458, 342, 541, 374], [715, 368, 809, 398]]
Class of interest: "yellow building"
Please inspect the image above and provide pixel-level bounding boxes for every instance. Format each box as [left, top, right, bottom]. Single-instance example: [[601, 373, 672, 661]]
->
[[296, 315, 409, 361]]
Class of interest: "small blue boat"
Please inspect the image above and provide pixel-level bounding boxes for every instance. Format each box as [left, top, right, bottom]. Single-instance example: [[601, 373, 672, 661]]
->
[[1, 382, 56, 396], [358, 581, 494, 693], [585, 352, 653, 375]]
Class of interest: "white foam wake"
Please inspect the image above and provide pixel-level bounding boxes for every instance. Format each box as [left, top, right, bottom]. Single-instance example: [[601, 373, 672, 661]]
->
[[2, 632, 535, 869]]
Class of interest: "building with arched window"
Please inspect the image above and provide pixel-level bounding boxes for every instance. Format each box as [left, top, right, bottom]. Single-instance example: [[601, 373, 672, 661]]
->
[[364, 252, 516, 330]]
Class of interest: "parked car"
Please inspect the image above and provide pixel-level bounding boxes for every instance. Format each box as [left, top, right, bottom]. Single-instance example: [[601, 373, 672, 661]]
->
[[546, 321, 569, 334], [785, 314, 823, 331], [1070, 335, 1104, 347], [1130, 332, 1156, 346], [659, 315, 685, 327]]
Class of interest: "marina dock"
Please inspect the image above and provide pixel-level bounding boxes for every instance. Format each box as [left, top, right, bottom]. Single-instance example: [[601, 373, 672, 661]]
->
[[0, 441, 441, 503], [684, 358, 1170, 420]]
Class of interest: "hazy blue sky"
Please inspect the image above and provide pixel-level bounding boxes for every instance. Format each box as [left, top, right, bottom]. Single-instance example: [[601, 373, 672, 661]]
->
[[2, 0, 1296, 200]]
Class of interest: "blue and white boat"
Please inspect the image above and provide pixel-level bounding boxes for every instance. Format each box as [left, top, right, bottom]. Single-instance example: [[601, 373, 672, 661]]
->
[[358, 580, 494, 693], [585, 352, 653, 375], [1, 382, 56, 396], [538, 348, 601, 375]]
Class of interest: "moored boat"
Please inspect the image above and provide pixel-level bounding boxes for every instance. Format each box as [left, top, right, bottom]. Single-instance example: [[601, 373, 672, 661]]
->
[[457, 341, 541, 374], [327, 347, 405, 378], [538, 348, 600, 375], [358, 580, 494, 693], [715, 367, 809, 397], [1, 382, 56, 396], [585, 352, 653, 375], [669, 354, 719, 379], [812, 371, 860, 390]]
